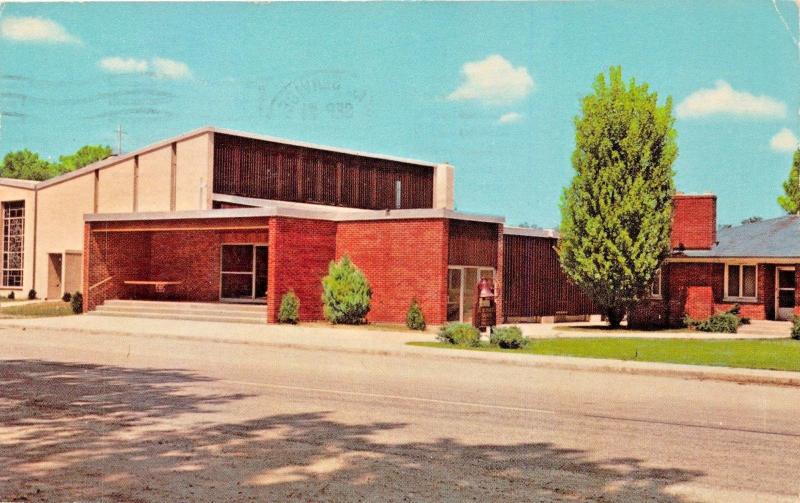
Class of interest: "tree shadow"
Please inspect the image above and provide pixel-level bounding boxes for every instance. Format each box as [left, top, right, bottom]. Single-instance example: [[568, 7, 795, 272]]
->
[[1, 359, 704, 502]]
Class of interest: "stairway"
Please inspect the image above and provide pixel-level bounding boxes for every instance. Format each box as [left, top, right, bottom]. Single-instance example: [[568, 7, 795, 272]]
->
[[89, 299, 266, 324]]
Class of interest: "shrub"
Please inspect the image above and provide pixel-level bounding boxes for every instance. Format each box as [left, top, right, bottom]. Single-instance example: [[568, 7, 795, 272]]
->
[[321, 256, 372, 324], [792, 316, 800, 340], [490, 326, 529, 349], [7, 291, 14, 300], [437, 323, 481, 347], [405, 299, 426, 331], [685, 312, 739, 333], [62, 292, 72, 302], [278, 291, 300, 324], [70, 291, 83, 314], [27, 289, 36, 300]]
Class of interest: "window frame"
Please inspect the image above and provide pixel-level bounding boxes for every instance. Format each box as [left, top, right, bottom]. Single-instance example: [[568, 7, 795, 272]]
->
[[649, 268, 663, 299], [724, 263, 758, 302], [1, 201, 24, 289]]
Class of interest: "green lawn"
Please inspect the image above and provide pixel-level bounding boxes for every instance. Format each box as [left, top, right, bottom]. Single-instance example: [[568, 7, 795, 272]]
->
[[0, 301, 74, 318], [409, 337, 800, 372]]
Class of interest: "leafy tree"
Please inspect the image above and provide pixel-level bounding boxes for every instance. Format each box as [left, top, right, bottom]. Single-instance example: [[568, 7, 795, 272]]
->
[[777, 149, 800, 214], [321, 256, 372, 324], [57, 144, 113, 174], [0, 150, 58, 181], [741, 216, 763, 225], [559, 66, 678, 328]]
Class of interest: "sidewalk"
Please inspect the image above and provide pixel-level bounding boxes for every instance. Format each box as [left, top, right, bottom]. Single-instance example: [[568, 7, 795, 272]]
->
[[1, 314, 798, 387]]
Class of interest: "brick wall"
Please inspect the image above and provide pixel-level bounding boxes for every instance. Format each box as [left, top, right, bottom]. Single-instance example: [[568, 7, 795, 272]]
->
[[630, 261, 773, 327], [671, 195, 716, 250], [267, 217, 337, 323], [85, 217, 268, 313], [336, 219, 449, 324]]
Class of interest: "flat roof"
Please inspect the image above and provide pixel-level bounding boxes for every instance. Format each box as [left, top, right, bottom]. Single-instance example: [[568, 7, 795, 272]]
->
[[503, 226, 559, 238], [85, 206, 505, 225], [0, 177, 38, 190]]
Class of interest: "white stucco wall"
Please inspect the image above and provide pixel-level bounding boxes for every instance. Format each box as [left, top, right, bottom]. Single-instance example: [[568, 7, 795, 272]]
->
[[136, 145, 173, 212]]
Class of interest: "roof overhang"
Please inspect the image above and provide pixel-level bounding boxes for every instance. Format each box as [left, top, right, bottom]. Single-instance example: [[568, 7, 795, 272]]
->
[[668, 256, 800, 264], [504, 226, 559, 238], [85, 206, 504, 225]]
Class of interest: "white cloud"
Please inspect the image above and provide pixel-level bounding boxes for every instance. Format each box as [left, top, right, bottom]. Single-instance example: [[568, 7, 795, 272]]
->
[[98, 56, 192, 80], [498, 112, 523, 124], [676, 80, 786, 119], [447, 55, 534, 105], [152, 57, 192, 80], [770, 128, 799, 152], [0, 16, 80, 44], [99, 57, 149, 74]]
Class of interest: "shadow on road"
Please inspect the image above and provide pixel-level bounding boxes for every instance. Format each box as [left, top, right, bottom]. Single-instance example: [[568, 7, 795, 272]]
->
[[1, 359, 704, 502]]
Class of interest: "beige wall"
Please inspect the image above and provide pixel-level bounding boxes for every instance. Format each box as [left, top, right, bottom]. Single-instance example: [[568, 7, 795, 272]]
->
[[175, 132, 213, 211], [97, 158, 135, 213], [34, 173, 94, 298], [0, 185, 36, 296], [136, 146, 173, 212]]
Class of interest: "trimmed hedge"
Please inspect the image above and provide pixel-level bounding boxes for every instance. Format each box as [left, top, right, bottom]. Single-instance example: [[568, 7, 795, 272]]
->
[[70, 292, 83, 314], [792, 316, 800, 340], [321, 256, 372, 324], [490, 326, 529, 349], [278, 291, 300, 324], [685, 312, 739, 333], [405, 300, 426, 331], [437, 323, 480, 347]]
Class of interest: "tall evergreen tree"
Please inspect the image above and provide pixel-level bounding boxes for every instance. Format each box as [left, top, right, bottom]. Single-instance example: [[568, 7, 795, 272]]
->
[[777, 149, 800, 214], [559, 66, 678, 328]]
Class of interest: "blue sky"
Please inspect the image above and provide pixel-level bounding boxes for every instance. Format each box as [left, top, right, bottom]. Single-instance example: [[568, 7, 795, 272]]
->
[[1, 1, 798, 227]]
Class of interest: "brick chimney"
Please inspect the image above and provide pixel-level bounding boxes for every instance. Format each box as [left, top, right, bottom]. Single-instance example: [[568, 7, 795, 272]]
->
[[671, 193, 717, 250]]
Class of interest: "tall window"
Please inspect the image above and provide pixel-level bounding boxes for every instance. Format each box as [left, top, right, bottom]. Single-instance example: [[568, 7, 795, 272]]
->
[[726, 264, 757, 300], [650, 268, 663, 298], [2, 201, 24, 288]]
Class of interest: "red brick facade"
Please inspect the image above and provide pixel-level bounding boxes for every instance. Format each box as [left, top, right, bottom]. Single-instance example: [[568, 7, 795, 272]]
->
[[629, 261, 784, 328], [671, 194, 716, 250], [336, 219, 450, 324], [84, 215, 476, 325]]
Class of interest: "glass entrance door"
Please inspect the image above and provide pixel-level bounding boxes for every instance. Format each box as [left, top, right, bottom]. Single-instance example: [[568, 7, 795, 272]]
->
[[220, 244, 268, 302], [446, 266, 495, 323], [776, 267, 795, 321]]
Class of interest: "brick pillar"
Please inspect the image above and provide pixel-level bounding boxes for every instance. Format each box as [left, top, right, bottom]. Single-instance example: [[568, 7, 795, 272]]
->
[[495, 224, 504, 324], [266, 217, 278, 323], [82, 222, 90, 313]]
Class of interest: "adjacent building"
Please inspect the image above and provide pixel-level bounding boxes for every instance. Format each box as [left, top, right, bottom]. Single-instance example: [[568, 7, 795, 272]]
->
[[630, 194, 800, 327], [0, 126, 594, 324]]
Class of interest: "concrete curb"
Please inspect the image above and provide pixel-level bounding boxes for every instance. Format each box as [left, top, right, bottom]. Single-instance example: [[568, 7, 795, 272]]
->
[[4, 321, 800, 388]]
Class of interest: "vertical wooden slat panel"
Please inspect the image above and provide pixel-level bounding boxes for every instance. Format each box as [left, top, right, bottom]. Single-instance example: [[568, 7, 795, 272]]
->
[[213, 133, 434, 209], [502, 234, 595, 318]]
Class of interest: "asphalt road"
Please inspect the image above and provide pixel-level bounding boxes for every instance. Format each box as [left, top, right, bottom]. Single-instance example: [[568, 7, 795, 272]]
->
[[1, 326, 799, 502]]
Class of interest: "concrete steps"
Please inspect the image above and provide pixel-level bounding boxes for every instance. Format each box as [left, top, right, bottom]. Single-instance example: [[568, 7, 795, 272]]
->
[[89, 300, 266, 324]]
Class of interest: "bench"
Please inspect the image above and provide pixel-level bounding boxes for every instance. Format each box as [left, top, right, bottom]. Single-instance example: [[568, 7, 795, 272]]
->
[[123, 280, 183, 298]]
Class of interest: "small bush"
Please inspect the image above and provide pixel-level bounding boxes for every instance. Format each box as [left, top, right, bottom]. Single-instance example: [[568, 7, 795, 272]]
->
[[278, 291, 300, 324], [62, 292, 72, 302], [27, 289, 36, 300], [321, 256, 372, 324], [8, 291, 14, 300], [685, 312, 739, 333], [70, 291, 83, 314], [490, 326, 529, 349], [405, 300, 426, 331], [792, 316, 800, 340], [437, 323, 481, 347]]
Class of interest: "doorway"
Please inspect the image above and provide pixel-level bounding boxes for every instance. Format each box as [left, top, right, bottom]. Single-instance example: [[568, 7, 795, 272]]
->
[[447, 266, 494, 323], [775, 267, 795, 321], [47, 253, 63, 299], [220, 244, 268, 303]]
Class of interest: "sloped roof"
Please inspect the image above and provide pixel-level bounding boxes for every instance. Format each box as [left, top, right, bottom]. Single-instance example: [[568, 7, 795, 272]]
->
[[681, 215, 800, 258]]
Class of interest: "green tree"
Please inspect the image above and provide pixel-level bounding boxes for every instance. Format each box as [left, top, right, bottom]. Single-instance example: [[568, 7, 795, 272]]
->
[[777, 149, 800, 214], [321, 256, 372, 324], [57, 144, 112, 174], [559, 66, 678, 328], [0, 150, 58, 181]]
